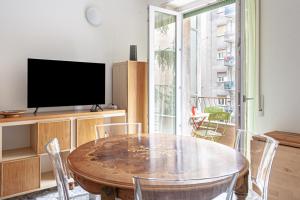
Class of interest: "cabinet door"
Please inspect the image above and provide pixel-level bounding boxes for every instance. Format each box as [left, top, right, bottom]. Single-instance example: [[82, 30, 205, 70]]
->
[[128, 61, 148, 133], [77, 118, 104, 146], [34, 120, 71, 154], [77, 116, 127, 146], [2, 157, 40, 196]]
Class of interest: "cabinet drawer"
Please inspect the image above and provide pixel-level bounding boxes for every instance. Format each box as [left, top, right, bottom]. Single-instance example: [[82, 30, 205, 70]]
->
[[2, 157, 40, 196], [33, 120, 71, 154]]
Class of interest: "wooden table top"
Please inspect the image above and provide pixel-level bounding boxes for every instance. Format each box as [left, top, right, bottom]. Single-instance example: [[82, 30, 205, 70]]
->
[[67, 134, 248, 189]]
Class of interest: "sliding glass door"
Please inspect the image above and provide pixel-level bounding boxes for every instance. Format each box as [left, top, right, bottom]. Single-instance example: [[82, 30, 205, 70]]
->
[[148, 6, 182, 134]]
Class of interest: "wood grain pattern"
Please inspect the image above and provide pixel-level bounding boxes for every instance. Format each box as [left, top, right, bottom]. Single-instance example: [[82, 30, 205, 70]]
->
[[30, 124, 38, 153], [76, 118, 104, 146], [2, 157, 40, 196], [215, 124, 236, 148], [35, 120, 71, 154], [112, 61, 148, 133], [253, 131, 300, 200], [0, 109, 126, 124], [2, 147, 36, 162], [127, 61, 138, 128], [127, 61, 148, 133], [0, 127, 2, 161], [0, 163, 2, 197], [0, 109, 126, 199], [265, 131, 300, 148], [135, 61, 148, 133], [68, 134, 248, 199], [112, 62, 128, 110]]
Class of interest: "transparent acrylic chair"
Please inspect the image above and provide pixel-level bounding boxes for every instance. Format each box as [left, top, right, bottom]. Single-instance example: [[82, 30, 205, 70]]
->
[[234, 130, 279, 200], [133, 172, 239, 200], [95, 122, 142, 138], [46, 138, 99, 200]]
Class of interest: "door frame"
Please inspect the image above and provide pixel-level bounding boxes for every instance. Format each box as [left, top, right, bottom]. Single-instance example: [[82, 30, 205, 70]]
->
[[236, 0, 244, 130], [148, 5, 183, 134]]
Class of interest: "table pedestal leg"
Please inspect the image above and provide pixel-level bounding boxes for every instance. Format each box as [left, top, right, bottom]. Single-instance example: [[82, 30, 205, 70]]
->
[[117, 188, 134, 200], [73, 174, 116, 200], [99, 186, 116, 200], [235, 171, 249, 200]]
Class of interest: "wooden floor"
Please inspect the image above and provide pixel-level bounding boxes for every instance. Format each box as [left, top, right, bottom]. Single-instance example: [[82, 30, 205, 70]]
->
[[6, 187, 89, 200]]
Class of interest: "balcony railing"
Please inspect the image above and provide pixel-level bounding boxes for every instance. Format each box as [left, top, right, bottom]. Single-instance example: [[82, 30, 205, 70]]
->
[[191, 96, 233, 112], [190, 96, 235, 124]]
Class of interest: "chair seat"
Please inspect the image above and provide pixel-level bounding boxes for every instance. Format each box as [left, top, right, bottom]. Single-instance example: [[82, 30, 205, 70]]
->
[[212, 189, 261, 200], [194, 130, 222, 136], [193, 130, 223, 141], [243, 189, 261, 200], [212, 192, 227, 200]]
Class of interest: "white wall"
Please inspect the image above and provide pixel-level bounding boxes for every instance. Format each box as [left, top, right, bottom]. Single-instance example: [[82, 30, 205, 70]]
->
[[256, 0, 300, 133], [0, 0, 148, 111], [148, 0, 167, 6]]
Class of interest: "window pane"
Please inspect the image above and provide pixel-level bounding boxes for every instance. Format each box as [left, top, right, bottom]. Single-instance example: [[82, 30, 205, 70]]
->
[[154, 11, 176, 134]]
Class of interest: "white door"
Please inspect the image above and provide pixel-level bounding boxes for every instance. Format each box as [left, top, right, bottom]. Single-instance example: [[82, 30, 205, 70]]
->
[[148, 6, 182, 134]]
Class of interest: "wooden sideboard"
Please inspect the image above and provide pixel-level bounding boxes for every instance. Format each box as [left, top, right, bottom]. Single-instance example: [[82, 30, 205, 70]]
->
[[253, 131, 300, 200], [0, 109, 126, 199]]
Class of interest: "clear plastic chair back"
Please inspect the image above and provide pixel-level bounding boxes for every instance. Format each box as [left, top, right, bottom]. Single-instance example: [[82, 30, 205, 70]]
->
[[45, 138, 70, 200], [133, 173, 239, 200], [235, 130, 279, 200], [96, 122, 142, 138]]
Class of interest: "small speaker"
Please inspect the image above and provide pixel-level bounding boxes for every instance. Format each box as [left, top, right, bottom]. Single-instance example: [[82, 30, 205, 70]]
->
[[130, 45, 137, 61]]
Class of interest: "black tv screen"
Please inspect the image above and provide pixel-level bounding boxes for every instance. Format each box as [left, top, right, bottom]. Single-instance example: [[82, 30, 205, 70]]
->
[[27, 58, 105, 108]]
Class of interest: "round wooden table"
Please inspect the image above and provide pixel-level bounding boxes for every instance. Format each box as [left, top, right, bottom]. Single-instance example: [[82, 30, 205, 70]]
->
[[67, 134, 248, 200]]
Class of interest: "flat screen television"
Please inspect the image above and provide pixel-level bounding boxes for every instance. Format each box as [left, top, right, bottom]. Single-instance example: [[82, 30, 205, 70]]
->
[[27, 58, 105, 108]]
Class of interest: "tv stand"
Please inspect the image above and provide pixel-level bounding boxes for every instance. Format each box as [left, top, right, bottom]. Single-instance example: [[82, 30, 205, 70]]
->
[[90, 104, 103, 112], [33, 107, 39, 115], [0, 109, 126, 199]]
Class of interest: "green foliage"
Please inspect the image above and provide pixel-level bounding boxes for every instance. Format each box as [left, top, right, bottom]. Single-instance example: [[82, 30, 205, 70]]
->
[[155, 49, 175, 71], [155, 12, 175, 34], [155, 85, 176, 115], [154, 13, 177, 116], [204, 106, 224, 114]]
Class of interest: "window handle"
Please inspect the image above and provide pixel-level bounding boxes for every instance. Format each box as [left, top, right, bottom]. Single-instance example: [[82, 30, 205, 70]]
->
[[242, 95, 254, 102]]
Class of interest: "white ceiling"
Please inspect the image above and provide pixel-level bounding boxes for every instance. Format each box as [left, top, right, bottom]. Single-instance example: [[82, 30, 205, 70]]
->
[[165, 0, 218, 10], [167, 0, 199, 7]]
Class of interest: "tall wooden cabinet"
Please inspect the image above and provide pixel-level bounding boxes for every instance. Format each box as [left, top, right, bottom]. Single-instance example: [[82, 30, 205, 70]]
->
[[112, 61, 148, 133]]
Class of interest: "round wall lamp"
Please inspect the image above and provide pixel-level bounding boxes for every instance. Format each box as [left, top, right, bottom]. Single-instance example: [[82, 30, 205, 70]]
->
[[85, 7, 102, 27]]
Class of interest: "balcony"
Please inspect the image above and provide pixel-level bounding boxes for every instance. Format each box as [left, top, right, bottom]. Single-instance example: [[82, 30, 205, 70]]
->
[[190, 96, 235, 125], [224, 81, 234, 90], [224, 32, 234, 43], [224, 56, 235, 67], [224, 6, 235, 17]]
